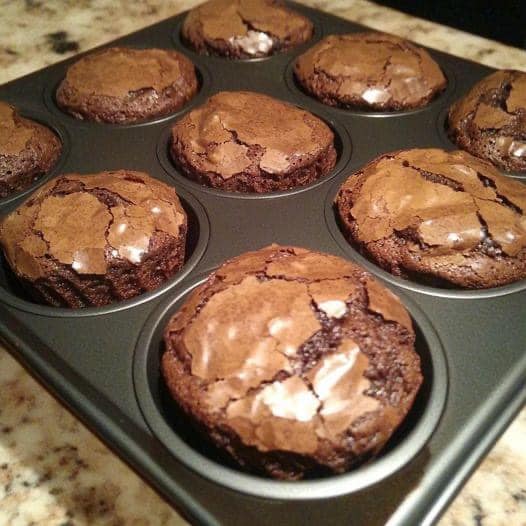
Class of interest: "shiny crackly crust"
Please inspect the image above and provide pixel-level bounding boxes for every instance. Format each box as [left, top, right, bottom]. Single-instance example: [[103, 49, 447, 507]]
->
[[294, 32, 447, 111], [56, 47, 198, 124], [182, 0, 313, 59], [0, 102, 61, 198]]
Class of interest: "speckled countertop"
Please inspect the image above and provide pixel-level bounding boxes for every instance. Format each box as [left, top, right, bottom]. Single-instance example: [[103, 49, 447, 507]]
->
[[0, 1, 525, 525]]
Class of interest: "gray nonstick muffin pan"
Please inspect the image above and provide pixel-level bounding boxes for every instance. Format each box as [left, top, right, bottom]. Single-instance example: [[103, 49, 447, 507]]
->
[[0, 3, 524, 525]]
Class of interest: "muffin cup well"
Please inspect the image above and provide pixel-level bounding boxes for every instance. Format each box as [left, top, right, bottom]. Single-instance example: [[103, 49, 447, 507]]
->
[[0, 109, 70, 208], [325, 177, 526, 299], [0, 188, 209, 317], [43, 58, 212, 129], [171, 7, 323, 64], [285, 57, 456, 119], [438, 107, 526, 180], [157, 108, 352, 199], [132, 272, 448, 499]]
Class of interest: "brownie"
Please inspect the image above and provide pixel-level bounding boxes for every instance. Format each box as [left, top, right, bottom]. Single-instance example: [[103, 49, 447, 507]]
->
[[0, 170, 187, 308], [170, 91, 337, 193], [162, 245, 422, 479], [448, 70, 526, 173], [0, 102, 61, 199], [336, 148, 526, 289], [56, 47, 198, 124], [182, 0, 313, 59], [294, 32, 447, 111]]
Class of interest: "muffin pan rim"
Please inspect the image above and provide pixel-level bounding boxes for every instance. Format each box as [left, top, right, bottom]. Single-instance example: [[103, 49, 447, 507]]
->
[[132, 270, 448, 500], [0, 3, 525, 523]]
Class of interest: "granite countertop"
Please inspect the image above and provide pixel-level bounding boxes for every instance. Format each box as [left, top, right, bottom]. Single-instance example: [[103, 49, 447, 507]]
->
[[0, 1, 525, 524]]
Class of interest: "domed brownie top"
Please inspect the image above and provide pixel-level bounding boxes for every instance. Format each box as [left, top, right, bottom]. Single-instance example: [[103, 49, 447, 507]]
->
[[163, 245, 421, 466], [295, 32, 446, 110], [171, 91, 334, 178], [0, 170, 186, 280], [336, 148, 526, 288], [182, 0, 313, 58], [448, 70, 526, 172]]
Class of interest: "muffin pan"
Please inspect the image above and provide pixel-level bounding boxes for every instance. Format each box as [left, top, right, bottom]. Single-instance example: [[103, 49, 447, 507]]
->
[[0, 3, 524, 525]]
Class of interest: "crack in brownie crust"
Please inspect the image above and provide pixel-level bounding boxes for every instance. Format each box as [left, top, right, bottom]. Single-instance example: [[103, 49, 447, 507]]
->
[[162, 245, 421, 479], [170, 91, 337, 193], [448, 70, 526, 172], [0, 170, 187, 307], [294, 32, 447, 111], [56, 47, 198, 124], [336, 148, 526, 289], [182, 0, 313, 59], [0, 102, 61, 198]]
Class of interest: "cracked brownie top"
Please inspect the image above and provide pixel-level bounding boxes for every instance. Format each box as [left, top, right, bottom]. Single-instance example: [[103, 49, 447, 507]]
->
[[294, 32, 447, 111], [448, 70, 526, 172], [182, 0, 313, 59], [336, 148, 526, 289], [56, 47, 198, 124], [162, 245, 421, 479], [0, 170, 186, 280], [170, 91, 336, 192], [0, 102, 61, 198]]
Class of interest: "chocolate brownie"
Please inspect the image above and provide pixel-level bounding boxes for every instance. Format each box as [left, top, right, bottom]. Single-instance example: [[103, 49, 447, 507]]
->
[[336, 148, 526, 289], [0, 102, 61, 199], [182, 0, 313, 59], [170, 91, 337, 193], [56, 47, 198, 124], [295, 32, 447, 111], [162, 245, 422, 479], [448, 70, 526, 173], [0, 170, 187, 308]]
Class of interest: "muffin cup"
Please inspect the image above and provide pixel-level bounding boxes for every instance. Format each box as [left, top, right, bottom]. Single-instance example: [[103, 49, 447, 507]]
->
[[324, 177, 526, 299], [0, 109, 70, 208], [157, 107, 352, 198], [171, 4, 324, 63], [0, 188, 210, 317], [43, 55, 212, 129], [285, 57, 456, 118], [133, 272, 448, 499]]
